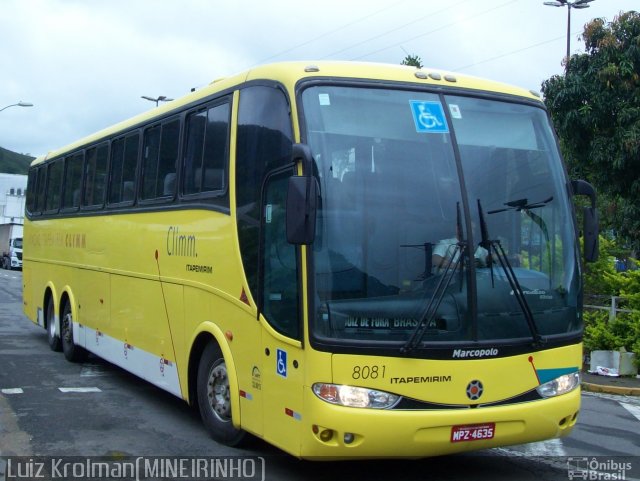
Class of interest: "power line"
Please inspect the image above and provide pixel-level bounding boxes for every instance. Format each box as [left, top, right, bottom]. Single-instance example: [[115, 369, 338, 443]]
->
[[348, 0, 521, 61], [453, 29, 582, 71], [318, 0, 472, 59], [250, 0, 408, 66]]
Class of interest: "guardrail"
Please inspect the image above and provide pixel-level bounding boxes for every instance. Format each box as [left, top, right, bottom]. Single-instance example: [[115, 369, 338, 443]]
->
[[584, 295, 635, 321]]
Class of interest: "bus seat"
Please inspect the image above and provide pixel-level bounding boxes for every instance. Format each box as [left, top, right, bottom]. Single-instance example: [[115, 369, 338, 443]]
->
[[122, 181, 134, 201], [163, 173, 176, 196], [340, 170, 357, 208]]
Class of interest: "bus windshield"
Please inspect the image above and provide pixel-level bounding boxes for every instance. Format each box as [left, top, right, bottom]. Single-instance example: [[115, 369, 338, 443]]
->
[[301, 85, 581, 348]]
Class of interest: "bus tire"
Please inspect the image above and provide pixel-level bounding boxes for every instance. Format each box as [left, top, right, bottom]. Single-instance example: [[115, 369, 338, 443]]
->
[[197, 342, 246, 446], [61, 301, 87, 363], [46, 297, 62, 352]]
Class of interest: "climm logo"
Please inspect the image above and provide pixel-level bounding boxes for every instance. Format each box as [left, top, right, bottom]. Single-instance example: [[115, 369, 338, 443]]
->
[[166, 226, 197, 258]]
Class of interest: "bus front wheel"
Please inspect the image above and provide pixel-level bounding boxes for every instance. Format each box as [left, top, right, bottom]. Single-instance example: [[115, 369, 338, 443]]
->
[[46, 297, 62, 352], [197, 343, 246, 446], [61, 302, 86, 363]]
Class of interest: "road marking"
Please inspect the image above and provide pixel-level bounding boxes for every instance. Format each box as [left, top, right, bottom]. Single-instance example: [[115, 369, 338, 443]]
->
[[620, 402, 640, 422], [497, 437, 566, 458], [58, 387, 102, 393], [1, 388, 24, 394], [520, 438, 566, 457], [80, 364, 107, 377]]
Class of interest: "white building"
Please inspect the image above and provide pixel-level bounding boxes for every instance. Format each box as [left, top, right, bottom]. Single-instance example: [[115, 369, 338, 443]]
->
[[0, 173, 27, 225]]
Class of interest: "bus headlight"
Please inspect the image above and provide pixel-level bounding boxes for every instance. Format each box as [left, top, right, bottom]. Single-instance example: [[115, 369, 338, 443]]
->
[[312, 383, 401, 409], [536, 371, 581, 398]]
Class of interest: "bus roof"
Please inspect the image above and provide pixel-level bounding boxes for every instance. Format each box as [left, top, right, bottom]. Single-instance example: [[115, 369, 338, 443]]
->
[[31, 61, 541, 166]]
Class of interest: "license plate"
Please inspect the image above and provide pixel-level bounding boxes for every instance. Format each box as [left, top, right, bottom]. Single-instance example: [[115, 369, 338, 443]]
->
[[450, 423, 495, 443]]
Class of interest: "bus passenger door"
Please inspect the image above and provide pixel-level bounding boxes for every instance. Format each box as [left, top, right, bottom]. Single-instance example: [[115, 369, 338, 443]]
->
[[259, 169, 304, 454]]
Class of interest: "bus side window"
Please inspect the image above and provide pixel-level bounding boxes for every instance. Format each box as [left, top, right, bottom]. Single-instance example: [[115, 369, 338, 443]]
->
[[236, 85, 293, 307], [262, 169, 300, 339], [183, 110, 206, 195], [141, 118, 180, 200], [44, 159, 63, 213], [108, 133, 139, 205], [35, 167, 46, 214], [83, 143, 108, 208], [61, 151, 83, 211], [141, 125, 161, 199], [183, 101, 230, 196], [26, 167, 40, 215]]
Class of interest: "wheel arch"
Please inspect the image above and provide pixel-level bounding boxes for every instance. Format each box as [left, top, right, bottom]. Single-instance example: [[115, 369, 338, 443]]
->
[[43, 283, 58, 330], [59, 287, 77, 320], [187, 323, 241, 428]]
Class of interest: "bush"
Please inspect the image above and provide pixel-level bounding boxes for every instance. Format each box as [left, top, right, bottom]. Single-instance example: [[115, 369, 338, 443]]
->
[[583, 311, 640, 356], [582, 236, 640, 365]]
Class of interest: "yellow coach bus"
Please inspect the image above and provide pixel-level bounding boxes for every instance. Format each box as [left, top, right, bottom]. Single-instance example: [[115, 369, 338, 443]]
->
[[23, 61, 599, 458]]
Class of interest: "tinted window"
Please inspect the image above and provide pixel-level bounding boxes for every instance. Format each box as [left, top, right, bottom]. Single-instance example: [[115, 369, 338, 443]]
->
[[34, 167, 46, 214], [26, 168, 38, 213], [235, 85, 293, 304], [141, 125, 161, 199], [61, 152, 83, 210], [45, 160, 63, 212], [262, 169, 300, 339], [83, 143, 108, 207], [183, 102, 230, 196], [108, 133, 139, 204], [142, 118, 180, 200]]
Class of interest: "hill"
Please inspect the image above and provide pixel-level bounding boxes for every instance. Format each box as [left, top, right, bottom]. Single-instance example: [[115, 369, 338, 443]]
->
[[0, 146, 35, 174]]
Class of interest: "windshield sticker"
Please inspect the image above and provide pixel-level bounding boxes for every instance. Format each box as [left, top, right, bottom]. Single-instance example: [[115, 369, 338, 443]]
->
[[409, 100, 449, 133], [345, 317, 419, 329], [318, 93, 331, 106], [449, 104, 462, 119]]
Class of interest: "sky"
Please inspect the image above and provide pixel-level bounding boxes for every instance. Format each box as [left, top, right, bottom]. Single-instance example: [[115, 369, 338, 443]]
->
[[0, 0, 637, 158]]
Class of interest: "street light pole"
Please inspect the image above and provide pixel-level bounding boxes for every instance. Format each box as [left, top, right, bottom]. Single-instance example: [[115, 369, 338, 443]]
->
[[0, 101, 34, 113], [141, 95, 173, 107], [543, 0, 595, 63]]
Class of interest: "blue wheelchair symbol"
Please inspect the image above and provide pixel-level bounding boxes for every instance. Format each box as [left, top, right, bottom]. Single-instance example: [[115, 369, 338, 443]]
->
[[276, 348, 287, 378], [409, 100, 449, 133]]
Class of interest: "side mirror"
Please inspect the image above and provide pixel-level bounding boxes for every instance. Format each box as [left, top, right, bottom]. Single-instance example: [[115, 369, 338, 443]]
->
[[571, 180, 599, 262], [286, 143, 318, 245]]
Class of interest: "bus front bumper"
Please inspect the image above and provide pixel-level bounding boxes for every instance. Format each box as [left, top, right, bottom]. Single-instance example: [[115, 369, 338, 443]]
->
[[298, 388, 580, 459]]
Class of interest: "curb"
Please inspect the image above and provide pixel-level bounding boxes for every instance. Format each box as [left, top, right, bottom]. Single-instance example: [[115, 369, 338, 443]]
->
[[582, 381, 640, 397]]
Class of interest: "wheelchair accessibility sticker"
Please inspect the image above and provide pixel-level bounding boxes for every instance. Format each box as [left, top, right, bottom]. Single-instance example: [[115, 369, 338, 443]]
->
[[409, 100, 449, 133], [276, 348, 287, 378]]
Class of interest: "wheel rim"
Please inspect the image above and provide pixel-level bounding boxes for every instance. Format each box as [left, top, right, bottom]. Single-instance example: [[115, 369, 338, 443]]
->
[[48, 318, 55, 338], [62, 312, 73, 343], [206, 361, 231, 422]]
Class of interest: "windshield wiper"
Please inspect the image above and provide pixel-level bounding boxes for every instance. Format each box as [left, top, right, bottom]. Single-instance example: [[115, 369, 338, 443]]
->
[[401, 204, 466, 354], [478, 199, 544, 348], [487, 196, 553, 214], [488, 196, 552, 289]]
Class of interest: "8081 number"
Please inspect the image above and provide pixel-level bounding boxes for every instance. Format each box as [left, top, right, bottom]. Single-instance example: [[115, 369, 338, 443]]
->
[[352, 365, 386, 380]]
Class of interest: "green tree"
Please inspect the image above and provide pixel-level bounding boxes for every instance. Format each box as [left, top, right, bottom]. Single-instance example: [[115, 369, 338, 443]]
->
[[401, 54, 424, 68], [0, 146, 34, 174], [541, 11, 640, 247]]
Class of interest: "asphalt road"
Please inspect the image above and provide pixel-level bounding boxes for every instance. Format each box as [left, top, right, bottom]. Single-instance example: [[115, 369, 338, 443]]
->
[[1, 270, 639, 481]]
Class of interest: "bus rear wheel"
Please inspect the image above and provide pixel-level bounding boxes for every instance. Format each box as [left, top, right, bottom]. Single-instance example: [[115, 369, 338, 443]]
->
[[46, 297, 62, 352], [197, 343, 246, 446], [61, 302, 86, 362]]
